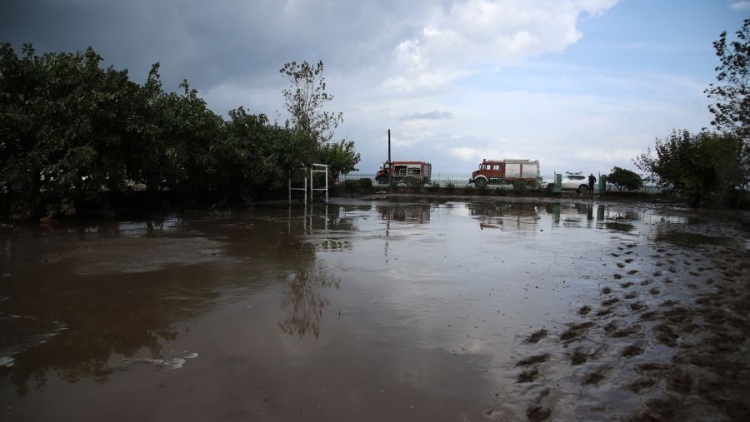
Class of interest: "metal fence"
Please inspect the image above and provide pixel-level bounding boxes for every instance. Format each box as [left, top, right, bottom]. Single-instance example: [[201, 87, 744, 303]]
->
[[339, 172, 551, 187], [338, 171, 664, 193]]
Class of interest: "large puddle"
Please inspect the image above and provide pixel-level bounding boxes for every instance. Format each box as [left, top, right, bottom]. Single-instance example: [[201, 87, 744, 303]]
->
[[0, 198, 747, 421]]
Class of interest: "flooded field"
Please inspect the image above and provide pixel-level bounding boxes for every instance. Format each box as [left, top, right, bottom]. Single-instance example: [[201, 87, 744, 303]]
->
[[1, 198, 748, 421]]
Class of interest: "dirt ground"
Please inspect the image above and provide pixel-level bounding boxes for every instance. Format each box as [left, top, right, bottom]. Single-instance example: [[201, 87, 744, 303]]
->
[[2, 193, 749, 422], [505, 206, 750, 421]]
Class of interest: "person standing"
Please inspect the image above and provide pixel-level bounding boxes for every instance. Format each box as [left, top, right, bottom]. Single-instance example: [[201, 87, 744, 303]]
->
[[588, 173, 596, 194]]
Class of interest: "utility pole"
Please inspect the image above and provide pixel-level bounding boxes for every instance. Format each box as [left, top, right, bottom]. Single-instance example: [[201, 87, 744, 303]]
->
[[387, 129, 391, 186]]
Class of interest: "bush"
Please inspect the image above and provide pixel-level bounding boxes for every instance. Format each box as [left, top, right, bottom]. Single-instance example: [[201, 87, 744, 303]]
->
[[425, 182, 441, 193], [606, 167, 643, 191], [357, 177, 373, 191]]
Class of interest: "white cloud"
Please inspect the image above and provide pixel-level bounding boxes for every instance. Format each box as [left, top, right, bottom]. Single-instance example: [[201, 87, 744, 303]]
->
[[381, 0, 619, 94], [730, 1, 750, 10]]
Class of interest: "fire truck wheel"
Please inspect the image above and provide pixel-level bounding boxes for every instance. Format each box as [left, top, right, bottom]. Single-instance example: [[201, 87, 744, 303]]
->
[[405, 177, 417, 187], [474, 178, 487, 189]]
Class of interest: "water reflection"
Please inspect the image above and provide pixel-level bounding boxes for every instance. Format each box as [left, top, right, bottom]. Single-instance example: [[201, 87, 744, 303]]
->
[[377, 204, 431, 223], [467, 202, 541, 231], [278, 268, 340, 338], [0, 264, 220, 396], [0, 210, 318, 395]]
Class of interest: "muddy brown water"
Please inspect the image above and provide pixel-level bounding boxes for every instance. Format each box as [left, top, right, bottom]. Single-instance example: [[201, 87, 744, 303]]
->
[[1, 198, 748, 421]]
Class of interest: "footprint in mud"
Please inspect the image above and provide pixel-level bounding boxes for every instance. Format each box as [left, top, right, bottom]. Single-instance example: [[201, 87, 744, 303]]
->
[[604, 320, 642, 338], [627, 269, 639, 275], [621, 342, 645, 358], [517, 353, 551, 367], [604, 320, 620, 334], [581, 365, 611, 386], [526, 405, 551, 422], [526, 388, 551, 422], [595, 308, 612, 317], [578, 305, 591, 316], [617, 262, 625, 268], [624, 258, 634, 263], [613, 274, 623, 279], [649, 287, 660, 295], [569, 344, 606, 365], [621, 281, 634, 288], [517, 367, 540, 383], [516, 353, 550, 383], [601, 287, 612, 294], [629, 302, 646, 311], [654, 323, 679, 347], [525, 329, 548, 344], [665, 368, 694, 394], [601, 297, 620, 307], [639, 310, 659, 321], [560, 322, 595, 343], [635, 362, 671, 374], [624, 291, 638, 299], [626, 377, 657, 393]]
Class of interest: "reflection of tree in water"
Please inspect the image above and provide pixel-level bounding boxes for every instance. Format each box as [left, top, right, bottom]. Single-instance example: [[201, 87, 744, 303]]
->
[[1, 265, 220, 397], [278, 269, 340, 338]]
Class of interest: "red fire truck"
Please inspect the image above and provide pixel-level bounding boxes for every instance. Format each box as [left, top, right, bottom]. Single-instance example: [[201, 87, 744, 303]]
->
[[469, 159, 541, 189], [375, 161, 432, 187]]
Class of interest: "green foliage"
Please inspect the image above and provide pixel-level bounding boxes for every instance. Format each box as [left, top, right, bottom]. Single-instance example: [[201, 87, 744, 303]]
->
[[357, 177, 373, 191], [0, 44, 357, 219], [319, 140, 361, 179], [0, 43, 147, 216], [280, 60, 342, 146], [635, 130, 742, 205], [280, 60, 360, 179], [606, 167, 643, 191], [705, 18, 750, 188]]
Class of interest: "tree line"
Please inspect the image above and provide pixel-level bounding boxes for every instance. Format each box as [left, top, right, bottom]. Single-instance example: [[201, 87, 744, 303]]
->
[[0, 45, 360, 220], [635, 18, 749, 207]]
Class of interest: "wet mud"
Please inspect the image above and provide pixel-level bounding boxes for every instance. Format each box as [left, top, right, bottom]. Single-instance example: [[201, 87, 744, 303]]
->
[[0, 199, 748, 421]]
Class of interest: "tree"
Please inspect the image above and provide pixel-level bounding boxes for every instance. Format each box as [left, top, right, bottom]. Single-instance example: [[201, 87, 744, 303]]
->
[[280, 60, 342, 146], [0, 43, 144, 217], [705, 18, 750, 200], [319, 140, 361, 180], [279, 60, 360, 176], [635, 129, 742, 205], [606, 167, 643, 192]]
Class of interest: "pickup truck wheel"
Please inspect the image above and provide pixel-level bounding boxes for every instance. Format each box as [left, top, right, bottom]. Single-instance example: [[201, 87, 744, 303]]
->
[[578, 185, 589, 194], [474, 178, 487, 189]]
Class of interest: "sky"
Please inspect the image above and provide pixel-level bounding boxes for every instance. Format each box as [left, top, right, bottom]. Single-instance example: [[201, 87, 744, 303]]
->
[[2, 0, 748, 177]]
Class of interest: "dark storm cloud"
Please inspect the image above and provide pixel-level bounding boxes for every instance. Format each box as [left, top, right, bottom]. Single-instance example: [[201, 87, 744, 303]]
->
[[1, 0, 424, 94]]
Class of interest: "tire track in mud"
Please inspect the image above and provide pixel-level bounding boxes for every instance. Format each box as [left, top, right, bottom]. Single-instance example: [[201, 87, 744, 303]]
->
[[489, 212, 750, 422]]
